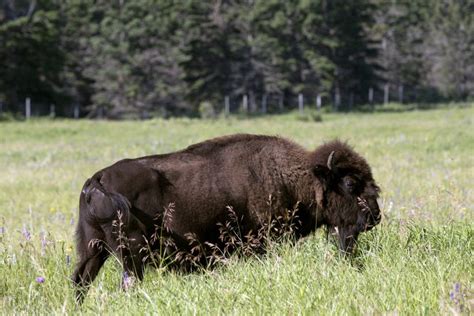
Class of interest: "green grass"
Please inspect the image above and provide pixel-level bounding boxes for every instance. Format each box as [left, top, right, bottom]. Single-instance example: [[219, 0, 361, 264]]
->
[[0, 106, 473, 314]]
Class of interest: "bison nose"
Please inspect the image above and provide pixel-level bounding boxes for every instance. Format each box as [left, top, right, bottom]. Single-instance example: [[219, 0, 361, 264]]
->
[[368, 198, 381, 226]]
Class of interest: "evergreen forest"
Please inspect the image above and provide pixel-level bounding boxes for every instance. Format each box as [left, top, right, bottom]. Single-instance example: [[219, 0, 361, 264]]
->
[[1, 0, 472, 117]]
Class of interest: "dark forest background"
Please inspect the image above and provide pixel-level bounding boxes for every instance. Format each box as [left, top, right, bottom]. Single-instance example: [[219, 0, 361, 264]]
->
[[0, 0, 473, 118]]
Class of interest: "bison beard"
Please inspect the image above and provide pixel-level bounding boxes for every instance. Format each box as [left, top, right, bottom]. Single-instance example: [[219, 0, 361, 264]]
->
[[72, 134, 381, 303]]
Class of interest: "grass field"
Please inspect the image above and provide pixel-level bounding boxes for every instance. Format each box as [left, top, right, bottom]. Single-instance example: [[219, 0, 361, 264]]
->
[[0, 106, 473, 314]]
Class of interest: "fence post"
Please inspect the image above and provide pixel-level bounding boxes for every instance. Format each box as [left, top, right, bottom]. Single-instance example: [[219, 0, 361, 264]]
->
[[249, 92, 257, 113], [278, 95, 284, 112], [334, 87, 341, 111], [242, 95, 248, 113], [50, 104, 55, 118], [316, 94, 322, 111], [384, 84, 389, 104], [224, 96, 230, 117], [0, 100, 3, 115], [25, 98, 31, 120], [74, 104, 80, 119], [398, 85, 404, 103], [261, 94, 267, 114], [298, 93, 304, 115], [368, 87, 374, 105]]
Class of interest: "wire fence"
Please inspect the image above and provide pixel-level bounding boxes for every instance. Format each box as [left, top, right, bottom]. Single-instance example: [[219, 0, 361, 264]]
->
[[0, 84, 454, 119]]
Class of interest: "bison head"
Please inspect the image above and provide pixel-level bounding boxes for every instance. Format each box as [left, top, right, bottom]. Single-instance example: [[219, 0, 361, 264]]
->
[[312, 141, 381, 254]]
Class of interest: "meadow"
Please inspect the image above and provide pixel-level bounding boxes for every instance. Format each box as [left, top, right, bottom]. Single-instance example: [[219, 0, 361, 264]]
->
[[0, 105, 472, 314]]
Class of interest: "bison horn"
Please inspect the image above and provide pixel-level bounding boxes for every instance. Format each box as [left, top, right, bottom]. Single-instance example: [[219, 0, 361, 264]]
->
[[327, 151, 335, 170]]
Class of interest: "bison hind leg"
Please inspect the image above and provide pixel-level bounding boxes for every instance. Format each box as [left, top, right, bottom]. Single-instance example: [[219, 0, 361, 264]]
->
[[72, 224, 110, 304], [72, 248, 109, 304]]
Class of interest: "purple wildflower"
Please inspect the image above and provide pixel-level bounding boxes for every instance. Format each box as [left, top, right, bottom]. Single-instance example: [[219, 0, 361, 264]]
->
[[0, 226, 4, 234], [449, 282, 466, 312], [36, 276, 45, 283], [70, 217, 75, 226], [22, 226, 31, 241], [66, 254, 71, 266], [122, 271, 134, 290], [454, 283, 461, 293]]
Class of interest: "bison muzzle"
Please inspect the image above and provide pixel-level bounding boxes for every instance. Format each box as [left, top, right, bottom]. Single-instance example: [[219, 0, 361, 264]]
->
[[72, 134, 381, 303]]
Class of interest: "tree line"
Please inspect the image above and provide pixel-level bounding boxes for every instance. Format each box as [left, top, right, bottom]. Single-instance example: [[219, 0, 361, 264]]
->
[[1, 0, 472, 118]]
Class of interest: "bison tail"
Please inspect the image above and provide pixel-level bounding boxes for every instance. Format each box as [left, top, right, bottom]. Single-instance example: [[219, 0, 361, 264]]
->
[[79, 174, 131, 225]]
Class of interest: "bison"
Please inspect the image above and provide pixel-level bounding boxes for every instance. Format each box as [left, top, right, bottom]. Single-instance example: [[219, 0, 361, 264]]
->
[[72, 134, 381, 302]]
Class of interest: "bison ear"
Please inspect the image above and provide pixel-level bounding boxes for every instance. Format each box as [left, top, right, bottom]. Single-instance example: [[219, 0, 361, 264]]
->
[[312, 165, 331, 182], [313, 151, 337, 184]]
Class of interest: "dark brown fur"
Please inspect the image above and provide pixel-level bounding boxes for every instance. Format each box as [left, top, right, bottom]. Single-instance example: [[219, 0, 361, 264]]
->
[[72, 134, 381, 302]]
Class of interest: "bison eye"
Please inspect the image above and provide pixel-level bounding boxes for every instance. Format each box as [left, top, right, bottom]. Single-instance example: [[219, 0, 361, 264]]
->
[[343, 177, 356, 191]]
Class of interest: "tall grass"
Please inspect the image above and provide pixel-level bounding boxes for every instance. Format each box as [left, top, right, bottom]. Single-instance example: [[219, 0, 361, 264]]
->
[[0, 106, 472, 314]]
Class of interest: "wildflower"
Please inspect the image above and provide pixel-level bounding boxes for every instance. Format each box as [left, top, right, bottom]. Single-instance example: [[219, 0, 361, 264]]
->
[[22, 226, 31, 241], [66, 254, 71, 266], [123, 271, 130, 284], [0, 226, 4, 234], [36, 276, 45, 283], [454, 282, 461, 293], [122, 271, 135, 291], [70, 217, 75, 226], [449, 282, 465, 312]]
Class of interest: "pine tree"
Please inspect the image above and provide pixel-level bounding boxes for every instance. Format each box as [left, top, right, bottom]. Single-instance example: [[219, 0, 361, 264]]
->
[[0, 0, 65, 112], [61, 0, 189, 117], [179, 1, 240, 110], [321, 0, 379, 106], [427, 0, 474, 100]]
